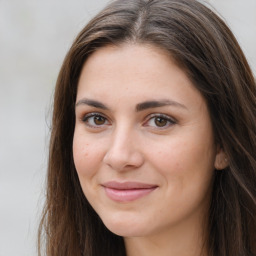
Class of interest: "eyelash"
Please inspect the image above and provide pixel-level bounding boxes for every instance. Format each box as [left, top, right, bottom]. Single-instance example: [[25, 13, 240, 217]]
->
[[81, 112, 176, 129]]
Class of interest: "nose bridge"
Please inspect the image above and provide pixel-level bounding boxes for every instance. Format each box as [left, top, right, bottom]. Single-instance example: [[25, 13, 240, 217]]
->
[[112, 123, 133, 151], [103, 122, 144, 170]]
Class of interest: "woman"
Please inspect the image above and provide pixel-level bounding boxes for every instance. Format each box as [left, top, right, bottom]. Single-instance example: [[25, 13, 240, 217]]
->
[[38, 0, 256, 255]]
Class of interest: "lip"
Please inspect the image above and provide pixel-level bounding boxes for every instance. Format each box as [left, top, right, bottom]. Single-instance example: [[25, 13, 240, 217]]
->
[[102, 181, 158, 202]]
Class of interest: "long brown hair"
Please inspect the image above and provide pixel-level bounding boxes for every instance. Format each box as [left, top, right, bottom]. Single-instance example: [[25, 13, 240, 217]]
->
[[38, 0, 256, 255]]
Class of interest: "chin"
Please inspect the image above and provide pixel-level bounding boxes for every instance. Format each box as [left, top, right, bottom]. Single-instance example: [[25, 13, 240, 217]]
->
[[100, 212, 150, 237], [106, 224, 147, 237]]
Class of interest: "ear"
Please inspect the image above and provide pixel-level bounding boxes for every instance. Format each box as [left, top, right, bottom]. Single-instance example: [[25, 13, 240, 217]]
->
[[214, 146, 229, 170]]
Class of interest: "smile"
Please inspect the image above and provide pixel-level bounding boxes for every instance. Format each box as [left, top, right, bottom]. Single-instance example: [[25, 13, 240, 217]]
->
[[102, 181, 158, 202]]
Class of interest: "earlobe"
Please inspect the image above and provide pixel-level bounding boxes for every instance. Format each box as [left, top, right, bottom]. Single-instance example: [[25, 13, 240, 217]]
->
[[214, 147, 229, 170]]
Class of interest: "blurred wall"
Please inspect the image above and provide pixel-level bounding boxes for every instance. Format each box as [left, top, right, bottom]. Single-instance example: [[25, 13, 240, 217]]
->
[[0, 1, 255, 255]]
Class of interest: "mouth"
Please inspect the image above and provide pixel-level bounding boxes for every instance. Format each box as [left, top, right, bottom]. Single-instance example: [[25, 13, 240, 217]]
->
[[102, 181, 158, 202]]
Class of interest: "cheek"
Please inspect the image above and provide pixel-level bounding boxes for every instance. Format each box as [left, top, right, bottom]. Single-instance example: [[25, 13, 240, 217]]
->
[[151, 139, 189, 173], [148, 136, 215, 219], [149, 133, 216, 183], [73, 133, 101, 179]]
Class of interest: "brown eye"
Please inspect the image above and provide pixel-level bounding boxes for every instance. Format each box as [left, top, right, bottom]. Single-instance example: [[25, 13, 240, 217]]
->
[[83, 113, 109, 128], [154, 117, 168, 127], [94, 115, 106, 125], [145, 114, 176, 129]]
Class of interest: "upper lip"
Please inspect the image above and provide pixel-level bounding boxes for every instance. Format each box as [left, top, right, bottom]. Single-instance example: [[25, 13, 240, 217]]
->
[[102, 181, 158, 190]]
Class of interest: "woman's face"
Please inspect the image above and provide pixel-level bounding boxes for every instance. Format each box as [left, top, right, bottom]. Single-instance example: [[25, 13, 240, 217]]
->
[[73, 44, 223, 238]]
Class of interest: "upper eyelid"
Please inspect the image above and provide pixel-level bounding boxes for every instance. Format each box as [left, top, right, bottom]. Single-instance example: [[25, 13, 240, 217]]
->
[[145, 113, 177, 122], [81, 112, 108, 120]]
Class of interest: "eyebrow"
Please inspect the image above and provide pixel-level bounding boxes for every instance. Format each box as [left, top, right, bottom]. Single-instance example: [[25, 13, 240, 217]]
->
[[136, 99, 187, 111], [75, 98, 187, 111], [76, 98, 109, 110]]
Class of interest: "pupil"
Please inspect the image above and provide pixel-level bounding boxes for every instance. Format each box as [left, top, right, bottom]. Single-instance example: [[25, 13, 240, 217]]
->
[[155, 117, 167, 127], [94, 116, 105, 125]]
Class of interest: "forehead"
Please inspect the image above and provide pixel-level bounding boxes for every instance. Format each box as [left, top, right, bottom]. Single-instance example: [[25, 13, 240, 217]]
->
[[79, 44, 190, 89], [76, 43, 205, 112]]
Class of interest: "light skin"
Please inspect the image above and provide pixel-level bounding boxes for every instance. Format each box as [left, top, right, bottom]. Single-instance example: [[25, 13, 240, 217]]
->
[[73, 44, 228, 256]]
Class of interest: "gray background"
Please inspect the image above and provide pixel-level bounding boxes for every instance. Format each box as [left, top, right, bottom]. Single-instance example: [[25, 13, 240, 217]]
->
[[0, 1, 255, 255]]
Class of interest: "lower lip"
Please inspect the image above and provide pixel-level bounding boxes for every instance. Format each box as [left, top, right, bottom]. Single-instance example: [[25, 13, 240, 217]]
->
[[104, 187, 157, 202]]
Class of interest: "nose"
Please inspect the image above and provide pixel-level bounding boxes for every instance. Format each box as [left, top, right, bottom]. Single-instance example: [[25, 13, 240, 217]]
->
[[103, 126, 144, 171]]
